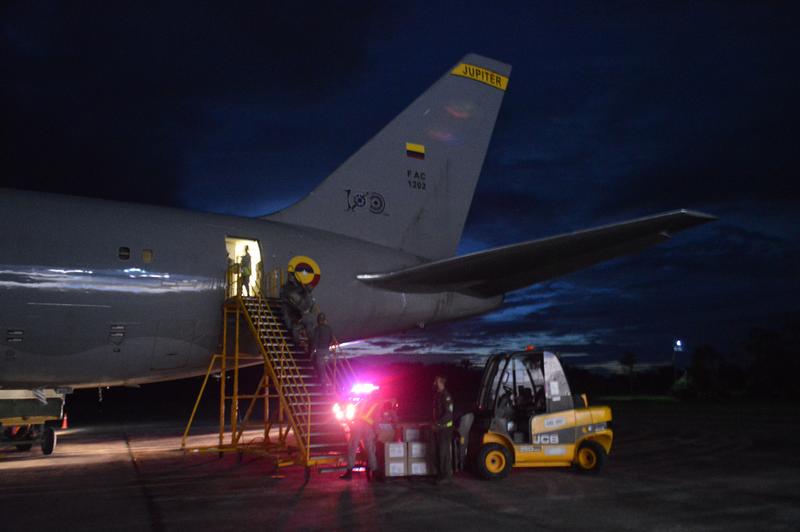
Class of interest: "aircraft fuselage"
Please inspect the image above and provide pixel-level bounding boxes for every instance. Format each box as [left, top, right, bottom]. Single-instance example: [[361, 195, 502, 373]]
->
[[0, 190, 502, 388]]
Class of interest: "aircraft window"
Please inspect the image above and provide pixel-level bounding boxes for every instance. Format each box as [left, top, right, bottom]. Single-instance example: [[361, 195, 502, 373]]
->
[[118, 247, 131, 260], [142, 249, 154, 263]]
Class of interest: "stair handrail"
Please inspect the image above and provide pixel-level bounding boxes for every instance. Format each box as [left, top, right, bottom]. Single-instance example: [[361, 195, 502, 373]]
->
[[328, 341, 358, 395], [238, 294, 312, 465]]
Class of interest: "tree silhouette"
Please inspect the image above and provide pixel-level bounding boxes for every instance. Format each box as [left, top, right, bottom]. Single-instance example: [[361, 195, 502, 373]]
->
[[690, 345, 722, 397], [745, 317, 800, 398]]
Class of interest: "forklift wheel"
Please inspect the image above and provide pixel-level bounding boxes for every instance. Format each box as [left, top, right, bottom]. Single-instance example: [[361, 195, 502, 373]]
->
[[41, 426, 57, 456], [575, 440, 605, 473], [477, 443, 512, 480]]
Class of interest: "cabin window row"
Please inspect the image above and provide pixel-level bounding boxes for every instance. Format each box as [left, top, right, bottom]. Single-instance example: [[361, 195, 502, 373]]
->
[[118, 247, 154, 263]]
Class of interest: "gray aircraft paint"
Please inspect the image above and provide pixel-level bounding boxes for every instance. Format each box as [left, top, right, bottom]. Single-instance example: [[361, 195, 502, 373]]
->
[[267, 54, 511, 261], [0, 189, 500, 388], [0, 54, 712, 392]]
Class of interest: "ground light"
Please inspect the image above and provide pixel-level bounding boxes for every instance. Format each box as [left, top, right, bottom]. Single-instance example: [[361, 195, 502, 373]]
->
[[350, 383, 379, 395]]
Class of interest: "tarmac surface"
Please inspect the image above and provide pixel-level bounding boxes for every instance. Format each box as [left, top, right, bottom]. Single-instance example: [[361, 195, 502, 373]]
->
[[2, 400, 799, 531]]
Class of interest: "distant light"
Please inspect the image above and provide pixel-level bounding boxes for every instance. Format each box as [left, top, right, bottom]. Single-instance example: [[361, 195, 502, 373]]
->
[[345, 403, 356, 421], [525, 345, 535, 351], [350, 383, 379, 395], [676, 340, 682, 347]]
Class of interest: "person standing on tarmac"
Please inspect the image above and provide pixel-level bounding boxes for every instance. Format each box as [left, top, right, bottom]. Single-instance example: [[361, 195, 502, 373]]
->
[[340, 398, 380, 481], [433, 375, 454, 483]]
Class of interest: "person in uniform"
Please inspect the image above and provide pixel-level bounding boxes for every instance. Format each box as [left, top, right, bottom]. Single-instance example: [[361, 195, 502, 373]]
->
[[280, 267, 317, 349], [432, 375, 454, 483], [340, 397, 380, 481], [239, 245, 252, 296], [280, 273, 305, 345], [296, 283, 316, 351], [310, 313, 334, 387]]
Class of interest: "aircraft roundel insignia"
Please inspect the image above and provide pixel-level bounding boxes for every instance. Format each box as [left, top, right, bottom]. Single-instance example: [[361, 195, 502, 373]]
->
[[288, 255, 321, 287]]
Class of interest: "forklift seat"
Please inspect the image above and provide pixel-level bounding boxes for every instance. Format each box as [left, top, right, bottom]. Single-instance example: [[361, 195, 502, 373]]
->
[[516, 386, 534, 407]]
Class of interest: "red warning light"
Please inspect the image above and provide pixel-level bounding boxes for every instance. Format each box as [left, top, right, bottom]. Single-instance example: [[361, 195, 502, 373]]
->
[[525, 345, 535, 351]]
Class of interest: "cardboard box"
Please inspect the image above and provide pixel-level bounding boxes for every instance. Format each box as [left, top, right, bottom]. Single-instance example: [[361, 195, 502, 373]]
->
[[408, 441, 427, 459], [408, 459, 431, 476], [399, 422, 432, 443], [403, 426, 421, 442], [375, 423, 396, 443], [384, 442, 406, 460], [386, 460, 407, 477]]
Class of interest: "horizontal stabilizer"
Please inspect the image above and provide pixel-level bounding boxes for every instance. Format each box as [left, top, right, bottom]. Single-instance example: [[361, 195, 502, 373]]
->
[[357, 210, 716, 297]]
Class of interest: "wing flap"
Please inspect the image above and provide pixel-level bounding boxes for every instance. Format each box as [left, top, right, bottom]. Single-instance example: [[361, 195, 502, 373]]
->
[[356, 210, 716, 297]]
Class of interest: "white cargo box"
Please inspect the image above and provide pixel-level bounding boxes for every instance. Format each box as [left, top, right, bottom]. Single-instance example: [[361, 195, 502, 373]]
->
[[386, 461, 407, 477], [409, 459, 430, 476], [385, 442, 406, 459], [402, 427, 421, 442], [408, 441, 427, 459]]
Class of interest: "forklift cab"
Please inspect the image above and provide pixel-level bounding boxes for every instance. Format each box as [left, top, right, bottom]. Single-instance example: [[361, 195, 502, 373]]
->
[[469, 349, 613, 479], [478, 350, 574, 442]]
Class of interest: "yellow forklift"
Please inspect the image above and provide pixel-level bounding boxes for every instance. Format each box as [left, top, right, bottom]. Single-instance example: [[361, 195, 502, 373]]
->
[[466, 348, 613, 479]]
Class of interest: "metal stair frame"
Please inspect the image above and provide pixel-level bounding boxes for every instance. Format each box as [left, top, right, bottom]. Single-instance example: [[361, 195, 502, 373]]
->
[[181, 267, 347, 470]]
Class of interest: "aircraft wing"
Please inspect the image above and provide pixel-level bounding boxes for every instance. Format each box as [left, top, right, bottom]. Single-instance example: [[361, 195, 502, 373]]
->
[[357, 209, 716, 297]]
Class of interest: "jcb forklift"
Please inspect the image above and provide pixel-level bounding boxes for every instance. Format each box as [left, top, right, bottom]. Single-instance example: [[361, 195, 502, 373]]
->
[[466, 348, 613, 479]]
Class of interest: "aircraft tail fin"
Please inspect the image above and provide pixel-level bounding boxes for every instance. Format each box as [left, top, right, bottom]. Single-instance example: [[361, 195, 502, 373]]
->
[[265, 54, 511, 260]]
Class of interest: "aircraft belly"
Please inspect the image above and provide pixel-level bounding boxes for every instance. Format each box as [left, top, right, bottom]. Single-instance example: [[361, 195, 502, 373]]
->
[[0, 276, 222, 387]]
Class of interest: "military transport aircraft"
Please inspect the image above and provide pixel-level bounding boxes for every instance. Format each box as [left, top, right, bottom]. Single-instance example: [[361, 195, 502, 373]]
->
[[0, 54, 714, 424]]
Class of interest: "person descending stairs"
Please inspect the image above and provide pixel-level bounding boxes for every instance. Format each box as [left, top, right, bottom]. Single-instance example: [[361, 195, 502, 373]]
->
[[239, 296, 350, 467]]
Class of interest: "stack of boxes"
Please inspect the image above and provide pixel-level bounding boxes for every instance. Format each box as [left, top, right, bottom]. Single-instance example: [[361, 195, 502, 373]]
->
[[381, 423, 435, 478], [407, 440, 429, 476], [383, 441, 408, 477]]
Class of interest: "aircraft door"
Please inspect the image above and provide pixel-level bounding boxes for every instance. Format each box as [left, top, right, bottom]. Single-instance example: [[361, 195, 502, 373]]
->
[[224, 237, 263, 298]]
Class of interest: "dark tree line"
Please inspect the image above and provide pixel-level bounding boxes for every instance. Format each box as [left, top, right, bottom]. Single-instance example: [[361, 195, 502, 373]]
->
[[564, 317, 800, 401]]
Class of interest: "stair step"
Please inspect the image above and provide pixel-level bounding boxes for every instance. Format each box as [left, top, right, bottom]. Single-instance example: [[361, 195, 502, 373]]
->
[[289, 401, 335, 407], [298, 411, 337, 418], [236, 297, 353, 460], [309, 436, 347, 443], [307, 442, 348, 449], [309, 433, 347, 440]]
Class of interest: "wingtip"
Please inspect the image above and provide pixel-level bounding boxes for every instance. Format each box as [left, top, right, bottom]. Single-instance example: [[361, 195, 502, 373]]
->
[[678, 209, 718, 222]]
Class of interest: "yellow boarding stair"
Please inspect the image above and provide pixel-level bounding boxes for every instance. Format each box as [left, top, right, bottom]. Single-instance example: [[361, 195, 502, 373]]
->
[[181, 271, 356, 478]]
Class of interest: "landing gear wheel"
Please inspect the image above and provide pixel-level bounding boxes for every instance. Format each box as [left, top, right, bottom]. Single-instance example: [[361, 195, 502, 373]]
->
[[575, 440, 606, 473], [41, 426, 57, 455], [477, 443, 511, 480]]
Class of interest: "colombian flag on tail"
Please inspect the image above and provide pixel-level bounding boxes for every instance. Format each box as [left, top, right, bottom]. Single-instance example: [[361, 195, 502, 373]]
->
[[406, 142, 425, 160]]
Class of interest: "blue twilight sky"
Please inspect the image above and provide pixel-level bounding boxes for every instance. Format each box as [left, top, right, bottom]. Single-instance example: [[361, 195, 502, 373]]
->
[[2, 1, 798, 371]]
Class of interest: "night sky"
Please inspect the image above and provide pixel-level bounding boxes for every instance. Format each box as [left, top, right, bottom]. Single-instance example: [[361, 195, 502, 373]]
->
[[3, 2, 798, 372]]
